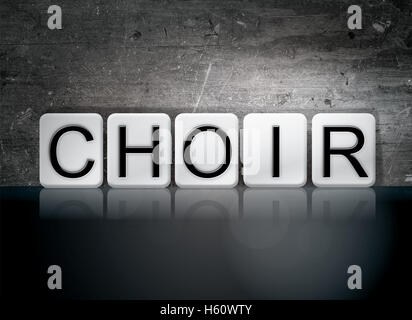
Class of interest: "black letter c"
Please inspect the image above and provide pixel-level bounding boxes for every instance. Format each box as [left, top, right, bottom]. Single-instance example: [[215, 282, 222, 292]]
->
[[50, 126, 95, 178]]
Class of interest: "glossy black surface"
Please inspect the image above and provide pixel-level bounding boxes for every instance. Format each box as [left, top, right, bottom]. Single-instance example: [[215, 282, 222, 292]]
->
[[0, 187, 411, 300]]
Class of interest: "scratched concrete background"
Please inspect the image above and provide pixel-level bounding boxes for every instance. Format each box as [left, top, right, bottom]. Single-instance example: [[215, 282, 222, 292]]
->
[[1, 0, 411, 186]]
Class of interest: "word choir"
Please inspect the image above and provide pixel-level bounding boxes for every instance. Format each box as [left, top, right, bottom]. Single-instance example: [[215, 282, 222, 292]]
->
[[39, 113, 375, 188]]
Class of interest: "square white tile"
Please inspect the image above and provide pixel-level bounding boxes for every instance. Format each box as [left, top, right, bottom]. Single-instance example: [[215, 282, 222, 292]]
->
[[175, 113, 239, 188], [312, 113, 375, 187], [39, 113, 103, 188], [243, 113, 307, 187], [107, 113, 171, 188]]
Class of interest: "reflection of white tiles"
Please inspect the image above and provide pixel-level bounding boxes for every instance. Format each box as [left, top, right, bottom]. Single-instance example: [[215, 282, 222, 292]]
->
[[312, 189, 375, 220], [175, 189, 239, 219], [312, 113, 375, 187], [107, 114, 171, 188], [243, 113, 307, 187], [242, 189, 308, 220], [230, 189, 307, 249], [39, 189, 103, 218], [175, 114, 239, 188], [107, 189, 171, 219], [39, 113, 103, 188]]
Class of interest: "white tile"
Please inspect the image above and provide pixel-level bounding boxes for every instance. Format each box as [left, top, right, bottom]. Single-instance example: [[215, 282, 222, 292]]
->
[[107, 113, 171, 188], [243, 113, 307, 187], [312, 113, 375, 187], [175, 113, 238, 188], [39, 113, 103, 188]]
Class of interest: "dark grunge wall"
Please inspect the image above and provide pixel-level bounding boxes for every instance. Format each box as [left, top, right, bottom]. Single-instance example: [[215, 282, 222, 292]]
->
[[1, 0, 411, 186]]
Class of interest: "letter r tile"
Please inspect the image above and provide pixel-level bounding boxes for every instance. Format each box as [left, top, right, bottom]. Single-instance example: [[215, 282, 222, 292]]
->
[[312, 113, 375, 187]]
